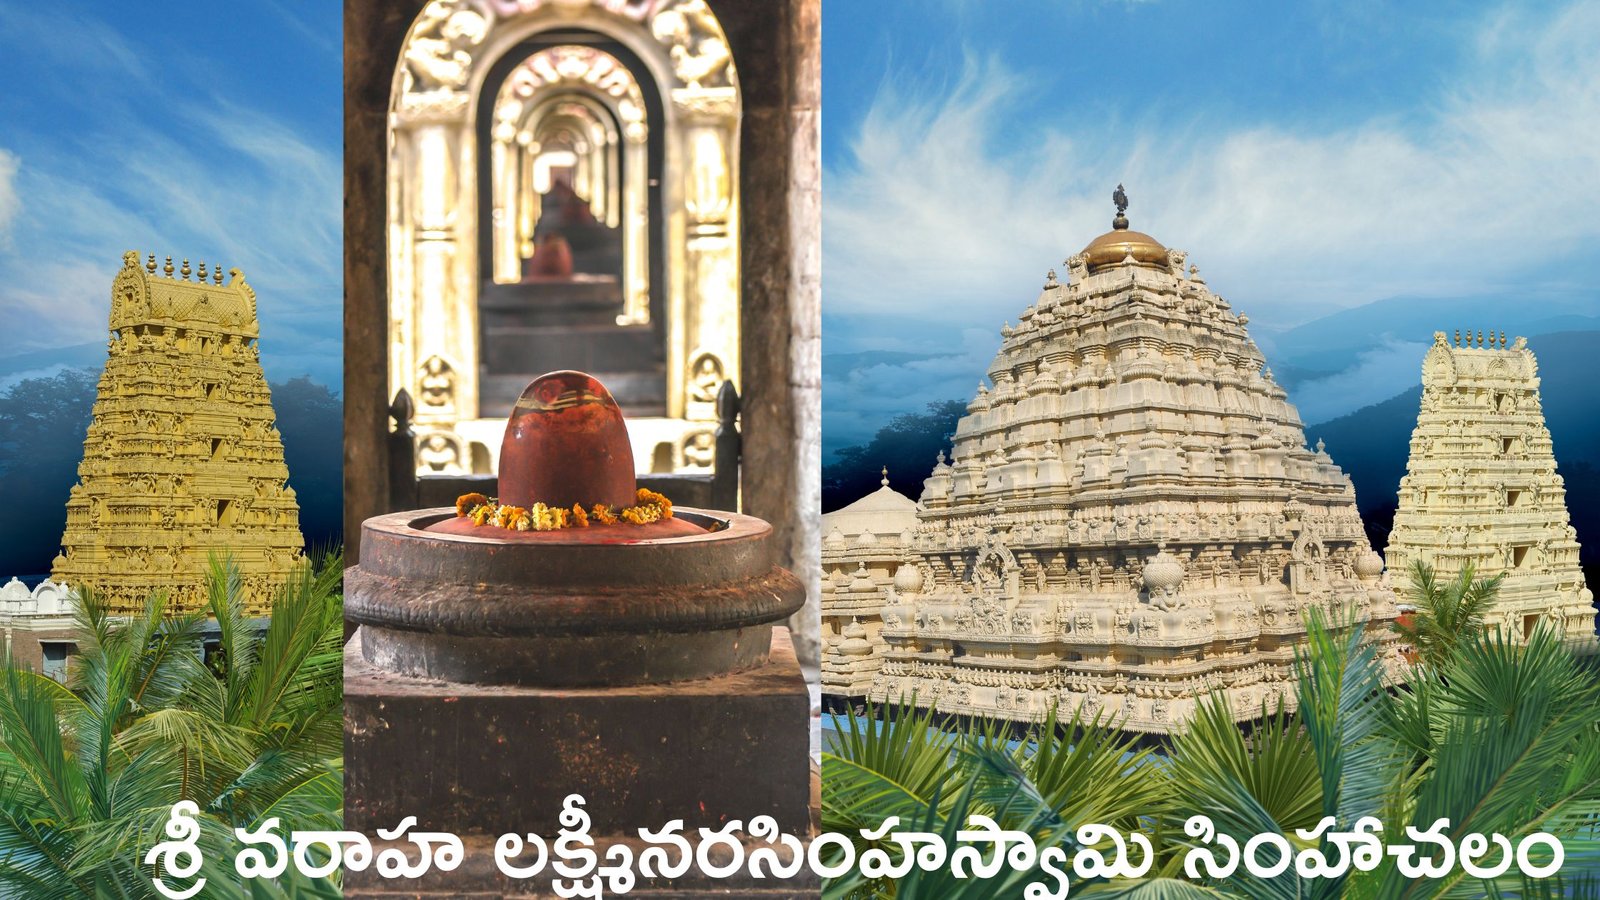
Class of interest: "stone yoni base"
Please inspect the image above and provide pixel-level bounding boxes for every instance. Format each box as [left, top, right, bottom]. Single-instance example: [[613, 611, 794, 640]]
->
[[344, 627, 813, 895]]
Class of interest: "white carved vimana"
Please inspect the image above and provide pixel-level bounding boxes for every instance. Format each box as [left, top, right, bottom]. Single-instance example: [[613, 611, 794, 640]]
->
[[869, 192, 1404, 733], [1387, 332, 1597, 648]]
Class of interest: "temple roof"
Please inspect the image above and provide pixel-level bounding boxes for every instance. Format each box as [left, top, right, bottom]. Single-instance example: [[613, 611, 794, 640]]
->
[[822, 468, 917, 541], [1080, 226, 1167, 272], [1080, 184, 1167, 272]]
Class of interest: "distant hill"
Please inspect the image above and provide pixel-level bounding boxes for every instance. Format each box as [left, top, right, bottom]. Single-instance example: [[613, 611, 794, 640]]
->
[[1268, 295, 1600, 379], [1309, 331, 1600, 567], [0, 342, 107, 391]]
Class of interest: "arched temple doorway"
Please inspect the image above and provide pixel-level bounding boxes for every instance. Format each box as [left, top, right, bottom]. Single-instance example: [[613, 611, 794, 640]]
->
[[387, 0, 741, 475]]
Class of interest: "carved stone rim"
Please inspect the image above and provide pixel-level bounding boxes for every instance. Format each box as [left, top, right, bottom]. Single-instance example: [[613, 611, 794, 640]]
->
[[356, 507, 774, 588], [347, 506, 805, 638]]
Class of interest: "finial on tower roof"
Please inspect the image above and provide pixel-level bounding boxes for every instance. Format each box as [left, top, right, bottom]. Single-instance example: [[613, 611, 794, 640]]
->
[[180, 259, 191, 280], [881, 466, 889, 487], [164, 256, 174, 277], [145, 253, 156, 274], [1112, 183, 1129, 231]]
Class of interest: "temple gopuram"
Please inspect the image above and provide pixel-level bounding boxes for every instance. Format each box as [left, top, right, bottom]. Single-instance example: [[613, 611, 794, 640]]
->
[[1386, 331, 1597, 648], [52, 252, 304, 615], [855, 189, 1403, 732]]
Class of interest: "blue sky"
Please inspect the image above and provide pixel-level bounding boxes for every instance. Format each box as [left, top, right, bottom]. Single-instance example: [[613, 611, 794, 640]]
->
[[0, 1, 341, 390], [822, 0, 1600, 459]]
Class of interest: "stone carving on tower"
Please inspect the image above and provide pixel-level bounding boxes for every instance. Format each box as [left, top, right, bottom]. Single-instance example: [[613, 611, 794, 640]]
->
[[820, 468, 920, 698], [867, 189, 1403, 733], [1386, 331, 1597, 647], [51, 252, 305, 616]]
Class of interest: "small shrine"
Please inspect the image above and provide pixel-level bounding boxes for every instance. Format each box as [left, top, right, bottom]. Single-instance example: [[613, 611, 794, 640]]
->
[[820, 467, 918, 699], [52, 252, 304, 615], [1387, 331, 1597, 647], [869, 188, 1403, 733]]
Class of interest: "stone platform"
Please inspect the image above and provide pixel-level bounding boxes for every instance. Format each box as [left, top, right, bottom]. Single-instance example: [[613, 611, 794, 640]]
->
[[344, 626, 814, 896]]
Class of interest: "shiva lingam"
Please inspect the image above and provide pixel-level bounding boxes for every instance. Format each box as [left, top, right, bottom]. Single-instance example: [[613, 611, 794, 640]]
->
[[344, 372, 813, 895], [347, 370, 805, 687]]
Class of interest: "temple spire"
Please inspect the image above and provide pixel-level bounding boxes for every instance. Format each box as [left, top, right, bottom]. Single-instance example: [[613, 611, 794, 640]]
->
[[1112, 183, 1129, 230]]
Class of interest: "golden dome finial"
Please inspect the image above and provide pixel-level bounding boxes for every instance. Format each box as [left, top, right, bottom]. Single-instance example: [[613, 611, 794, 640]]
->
[[1081, 184, 1164, 273]]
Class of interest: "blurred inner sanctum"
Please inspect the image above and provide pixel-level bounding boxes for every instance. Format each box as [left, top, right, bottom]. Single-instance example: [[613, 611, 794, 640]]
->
[[481, 40, 657, 419], [389, 0, 741, 475]]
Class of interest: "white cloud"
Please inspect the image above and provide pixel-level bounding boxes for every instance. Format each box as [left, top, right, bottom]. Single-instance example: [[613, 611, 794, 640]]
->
[[824, 1, 1600, 338], [0, 14, 341, 386], [0, 150, 18, 241], [824, 326, 999, 457]]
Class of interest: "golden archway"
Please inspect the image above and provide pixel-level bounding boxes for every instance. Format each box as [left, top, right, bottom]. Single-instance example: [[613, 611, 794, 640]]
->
[[387, 0, 741, 474]]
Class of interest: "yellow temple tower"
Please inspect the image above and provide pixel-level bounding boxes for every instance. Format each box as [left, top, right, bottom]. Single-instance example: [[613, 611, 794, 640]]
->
[[51, 251, 305, 615]]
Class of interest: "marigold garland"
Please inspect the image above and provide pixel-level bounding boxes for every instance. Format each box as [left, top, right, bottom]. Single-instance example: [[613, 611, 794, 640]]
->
[[454, 488, 674, 532]]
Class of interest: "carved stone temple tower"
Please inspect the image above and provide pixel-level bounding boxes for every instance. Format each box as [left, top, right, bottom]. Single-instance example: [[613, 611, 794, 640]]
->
[[52, 252, 304, 615], [1386, 331, 1597, 648], [869, 189, 1403, 733]]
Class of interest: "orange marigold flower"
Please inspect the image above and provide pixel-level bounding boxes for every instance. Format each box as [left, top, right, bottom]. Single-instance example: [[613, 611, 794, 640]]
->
[[494, 505, 527, 529], [571, 504, 589, 527], [635, 488, 673, 519], [470, 503, 498, 527], [590, 504, 618, 525], [456, 492, 491, 517]]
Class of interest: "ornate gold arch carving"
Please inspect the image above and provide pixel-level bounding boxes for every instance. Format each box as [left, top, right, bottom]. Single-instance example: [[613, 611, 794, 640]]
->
[[387, 0, 741, 475]]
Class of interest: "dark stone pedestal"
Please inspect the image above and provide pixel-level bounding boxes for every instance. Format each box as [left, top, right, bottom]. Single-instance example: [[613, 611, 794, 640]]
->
[[345, 627, 815, 896]]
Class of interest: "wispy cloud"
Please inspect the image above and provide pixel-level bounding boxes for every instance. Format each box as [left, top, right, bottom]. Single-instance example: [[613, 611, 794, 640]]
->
[[0, 5, 340, 388], [823, 1, 1600, 451], [0, 150, 18, 243]]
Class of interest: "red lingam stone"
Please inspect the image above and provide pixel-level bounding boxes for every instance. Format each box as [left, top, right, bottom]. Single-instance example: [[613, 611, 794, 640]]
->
[[426, 370, 703, 541], [499, 370, 636, 510]]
